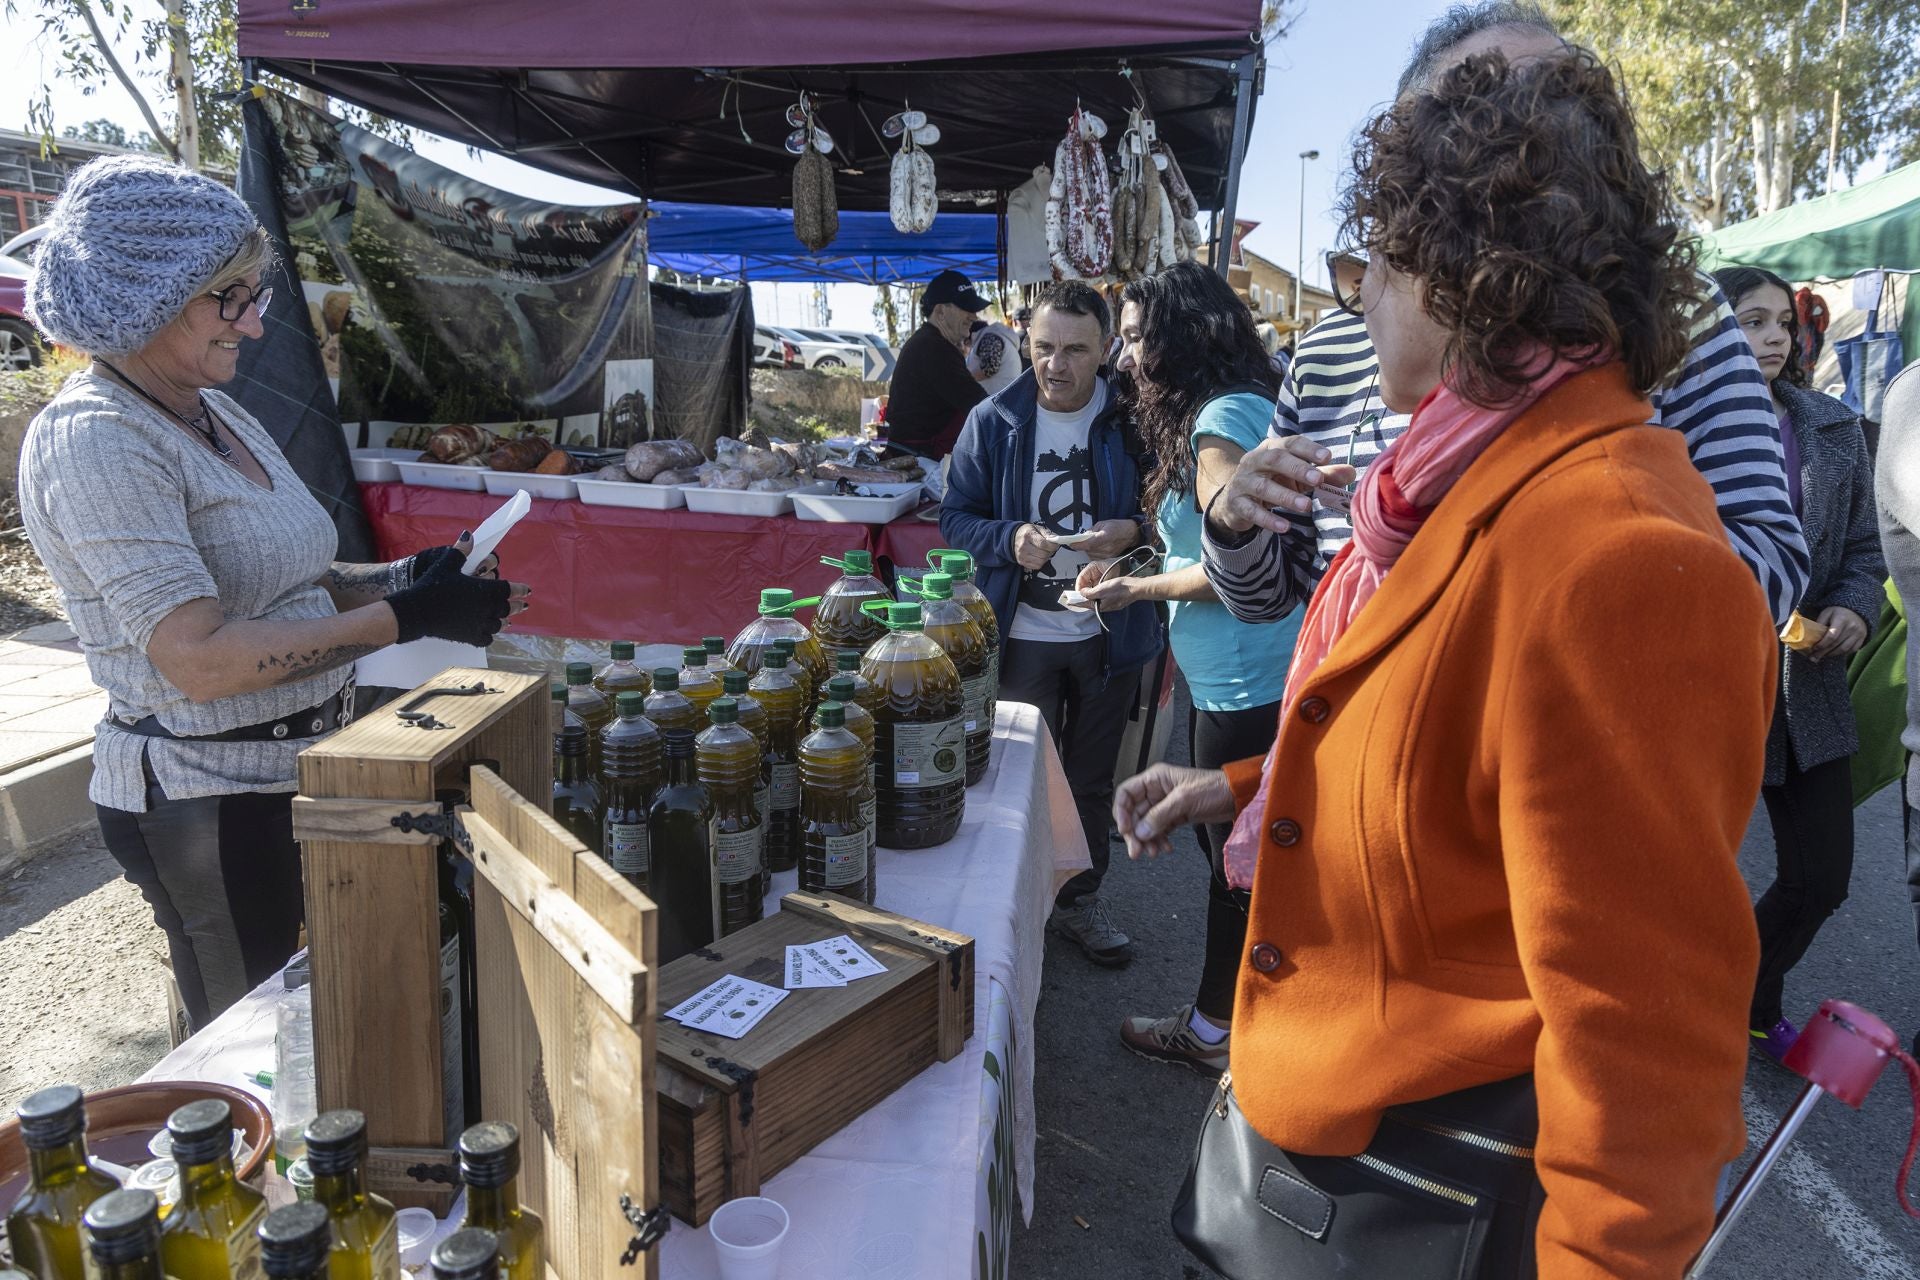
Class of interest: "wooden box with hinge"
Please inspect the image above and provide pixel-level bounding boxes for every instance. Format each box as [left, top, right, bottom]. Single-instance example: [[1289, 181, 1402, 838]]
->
[[291, 669, 666, 1278], [656, 892, 973, 1226]]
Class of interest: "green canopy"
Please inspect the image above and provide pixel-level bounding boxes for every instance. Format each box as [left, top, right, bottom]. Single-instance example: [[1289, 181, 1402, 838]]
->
[[1703, 161, 1920, 279]]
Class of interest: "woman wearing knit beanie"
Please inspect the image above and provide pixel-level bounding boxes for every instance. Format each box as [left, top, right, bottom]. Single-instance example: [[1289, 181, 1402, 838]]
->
[[16, 155, 528, 1030]]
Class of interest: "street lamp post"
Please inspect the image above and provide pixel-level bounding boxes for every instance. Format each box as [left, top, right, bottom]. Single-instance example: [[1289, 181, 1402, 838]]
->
[[1296, 149, 1320, 332]]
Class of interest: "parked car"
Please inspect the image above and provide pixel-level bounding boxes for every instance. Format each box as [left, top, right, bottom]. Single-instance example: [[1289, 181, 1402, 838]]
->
[[783, 328, 868, 371], [0, 253, 43, 371], [753, 325, 802, 370]]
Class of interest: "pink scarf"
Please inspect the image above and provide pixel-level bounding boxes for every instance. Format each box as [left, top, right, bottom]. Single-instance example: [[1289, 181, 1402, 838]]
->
[[1221, 355, 1595, 890]]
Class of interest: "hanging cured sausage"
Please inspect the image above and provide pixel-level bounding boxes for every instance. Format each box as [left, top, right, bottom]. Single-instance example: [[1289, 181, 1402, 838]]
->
[[1045, 109, 1112, 279]]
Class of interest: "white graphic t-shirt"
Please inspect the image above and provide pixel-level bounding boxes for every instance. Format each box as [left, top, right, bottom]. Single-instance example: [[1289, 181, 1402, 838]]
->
[[1010, 381, 1107, 642]]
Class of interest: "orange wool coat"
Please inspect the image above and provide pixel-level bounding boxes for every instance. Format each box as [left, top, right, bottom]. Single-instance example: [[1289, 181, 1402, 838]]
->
[[1226, 365, 1776, 1280]]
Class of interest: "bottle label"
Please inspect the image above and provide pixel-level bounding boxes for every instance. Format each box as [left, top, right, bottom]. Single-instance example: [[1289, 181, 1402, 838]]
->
[[961, 673, 990, 733], [824, 830, 868, 886], [888, 718, 966, 789], [710, 817, 763, 885], [439, 932, 463, 1144], [770, 761, 800, 811], [371, 1216, 400, 1280], [607, 821, 649, 876], [228, 1203, 268, 1280]]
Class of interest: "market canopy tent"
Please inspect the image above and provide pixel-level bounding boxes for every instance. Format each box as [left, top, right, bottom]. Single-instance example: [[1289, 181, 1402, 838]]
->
[[236, 0, 1265, 217], [1703, 161, 1920, 279], [647, 201, 997, 284]]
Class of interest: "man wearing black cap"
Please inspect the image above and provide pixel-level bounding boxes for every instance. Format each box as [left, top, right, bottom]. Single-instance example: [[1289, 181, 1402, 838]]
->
[[885, 269, 990, 461]]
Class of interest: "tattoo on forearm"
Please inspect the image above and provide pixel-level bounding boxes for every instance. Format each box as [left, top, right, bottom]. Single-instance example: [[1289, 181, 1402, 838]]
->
[[323, 561, 404, 600], [257, 643, 381, 685]]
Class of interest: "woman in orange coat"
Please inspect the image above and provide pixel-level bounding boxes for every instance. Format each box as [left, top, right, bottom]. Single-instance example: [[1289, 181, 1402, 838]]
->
[[1119, 49, 1775, 1280]]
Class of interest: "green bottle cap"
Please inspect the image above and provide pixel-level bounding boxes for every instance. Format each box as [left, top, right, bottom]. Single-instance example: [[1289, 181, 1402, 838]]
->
[[759, 588, 794, 615], [610, 641, 635, 661], [550, 684, 566, 703], [888, 602, 923, 629], [615, 691, 646, 717], [921, 572, 953, 600], [934, 549, 974, 578], [652, 668, 679, 691], [565, 661, 593, 685], [837, 649, 862, 670], [682, 646, 707, 667], [828, 675, 856, 701], [841, 549, 872, 574], [722, 671, 749, 694], [774, 636, 797, 654], [816, 701, 846, 728], [764, 650, 789, 669], [703, 636, 726, 655], [708, 697, 738, 725]]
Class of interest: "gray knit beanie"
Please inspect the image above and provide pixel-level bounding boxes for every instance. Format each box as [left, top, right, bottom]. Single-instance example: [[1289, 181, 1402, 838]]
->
[[26, 154, 259, 357]]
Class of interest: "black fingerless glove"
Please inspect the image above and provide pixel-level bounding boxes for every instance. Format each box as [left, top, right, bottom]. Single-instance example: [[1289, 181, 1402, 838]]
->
[[405, 542, 467, 586], [387, 555, 512, 646]]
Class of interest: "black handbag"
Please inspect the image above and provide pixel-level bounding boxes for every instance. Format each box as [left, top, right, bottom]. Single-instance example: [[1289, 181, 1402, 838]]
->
[[1172, 1071, 1545, 1280]]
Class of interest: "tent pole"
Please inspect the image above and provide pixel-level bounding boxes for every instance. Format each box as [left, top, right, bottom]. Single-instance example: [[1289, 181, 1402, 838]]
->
[[1213, 50, 1258, 280]]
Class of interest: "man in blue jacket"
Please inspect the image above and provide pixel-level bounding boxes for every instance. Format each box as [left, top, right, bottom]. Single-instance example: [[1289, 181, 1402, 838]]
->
[[941, 281, 1164, 966]]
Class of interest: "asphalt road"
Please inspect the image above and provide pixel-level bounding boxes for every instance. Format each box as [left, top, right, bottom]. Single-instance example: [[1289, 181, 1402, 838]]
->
[[1011, 683, 1920, 1279]]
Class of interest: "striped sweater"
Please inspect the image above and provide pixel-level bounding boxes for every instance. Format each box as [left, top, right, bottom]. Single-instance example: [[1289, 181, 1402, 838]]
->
[[1202, 300, 1812, 627]]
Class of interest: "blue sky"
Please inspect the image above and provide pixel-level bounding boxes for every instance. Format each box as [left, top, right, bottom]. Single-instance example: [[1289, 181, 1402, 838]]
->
[[0, 0, 1456, 328]]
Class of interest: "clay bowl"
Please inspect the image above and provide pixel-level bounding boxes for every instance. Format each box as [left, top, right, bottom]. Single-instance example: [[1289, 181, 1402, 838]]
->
[[0, 1082, 273, 1215]]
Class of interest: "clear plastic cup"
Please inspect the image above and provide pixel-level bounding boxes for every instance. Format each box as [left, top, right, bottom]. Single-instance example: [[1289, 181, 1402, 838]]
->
[[709, 1197, 789, 1280]]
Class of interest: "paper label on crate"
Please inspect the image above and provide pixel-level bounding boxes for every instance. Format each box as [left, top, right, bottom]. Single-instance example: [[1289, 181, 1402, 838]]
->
[[888, 718, 965, 788], [770, 761, 800, 811], [606, 822, 649, 876], [784, 945, 847, 989], [227, 1203, 267, 1280], [708, 818, 763, 885], [807, 934, 887, 980], [961, 674, 990, 733], [823, 831, 868, 887], [666, 975, 789, 1038]]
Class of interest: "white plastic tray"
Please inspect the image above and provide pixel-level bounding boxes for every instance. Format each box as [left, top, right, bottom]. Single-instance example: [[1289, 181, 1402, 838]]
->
[[350, 448, 416, 484], [482, 470, 579, 501], [575, 476, 687, 510], [791, 488, 921, 524], [681, 482, 829, 518], [393, 458, 489, 492]]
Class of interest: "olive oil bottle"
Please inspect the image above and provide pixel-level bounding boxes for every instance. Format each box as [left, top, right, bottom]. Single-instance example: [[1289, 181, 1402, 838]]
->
[[592, 641, 651, 699], [799, 702, 874, 902], [600, 692, 663, 892], [750, 651, 804, 882], [649, 707, 716, 965], [771, 637, 815, 714], [564, 662, 613, 776], [722, 671, 771, 860], [919, 572, 992, 785], [728, 588, 829, 699], [822, 675, 877, 866], [160, 1099, 268, 1280], [812, 551, 891, 663], [933, 548, 999, 743], [833, 648, 882, 715], [456, 1124, 544, 1280], [427, 1230, 498, 1280], [697, 698, 765, 935], [701, 636, 737, 677], [861, 602, 965, 849], [677, 646, 724, 721], [304, 1111, 398, 1280], [7, 1084, 121, 1280], [257, 1203, 333, 1280], [550, 710, 603, 857], [82, 1191, 168, 1280]]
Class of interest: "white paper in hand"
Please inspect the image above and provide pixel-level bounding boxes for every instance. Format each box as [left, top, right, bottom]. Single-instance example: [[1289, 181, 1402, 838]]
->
[[464, 489, 530, 573]]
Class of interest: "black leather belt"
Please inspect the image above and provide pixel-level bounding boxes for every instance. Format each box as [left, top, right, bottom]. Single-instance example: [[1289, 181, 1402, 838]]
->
[[113, 688, 354, 743]]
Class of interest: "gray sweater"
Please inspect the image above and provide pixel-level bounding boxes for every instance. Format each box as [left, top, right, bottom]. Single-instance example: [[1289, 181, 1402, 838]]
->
[[19, 371, 345, 811], [1879, 363, 1920, 762]]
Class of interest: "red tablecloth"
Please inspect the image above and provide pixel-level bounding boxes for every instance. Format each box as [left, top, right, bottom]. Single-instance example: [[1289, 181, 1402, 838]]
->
[[361, 482, 948, 642]]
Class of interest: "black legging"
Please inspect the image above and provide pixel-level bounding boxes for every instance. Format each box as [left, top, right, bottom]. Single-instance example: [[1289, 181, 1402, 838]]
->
[[96, 766, 305, 1032], [1189, 700, 1283, 1022], [1751, 748, 1855, 1029]]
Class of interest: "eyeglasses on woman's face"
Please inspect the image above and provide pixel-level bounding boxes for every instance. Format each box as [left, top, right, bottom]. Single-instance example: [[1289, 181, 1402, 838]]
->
[[208, 281, 273, 323]]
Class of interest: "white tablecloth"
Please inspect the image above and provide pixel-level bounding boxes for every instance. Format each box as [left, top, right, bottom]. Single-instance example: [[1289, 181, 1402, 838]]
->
[[144, 703, 1086, 1280]]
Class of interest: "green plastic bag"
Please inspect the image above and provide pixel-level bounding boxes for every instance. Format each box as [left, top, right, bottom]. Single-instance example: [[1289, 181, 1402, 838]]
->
[[1848, 577, 1908, 806]]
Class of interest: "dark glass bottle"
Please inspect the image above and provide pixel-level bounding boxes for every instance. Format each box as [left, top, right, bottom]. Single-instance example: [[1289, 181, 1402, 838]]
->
[[750, 651, 804, 883], [648, 714, 716, 965], [551, 716, 603, 857], [564, 661, 613, 776], [304, 1111, 398, 1280], [257, 1203, 333, 1280], [159, 1099, 269, 1280], [800, 702, 874, 903], [433, 784, 478, 1137], [6, 1085, 121, 1280], [600, 691, 663, 892], [593, 641, 651, 700], [82, 1190, 167, 1280], [456, 1124, 544, 1280], [697, 698, 765, 936]]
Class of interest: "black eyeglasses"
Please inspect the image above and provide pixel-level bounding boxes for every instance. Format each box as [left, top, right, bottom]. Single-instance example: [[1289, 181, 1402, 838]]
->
[[1329, 255, 1367, 318], [208, 282, 272, 323]]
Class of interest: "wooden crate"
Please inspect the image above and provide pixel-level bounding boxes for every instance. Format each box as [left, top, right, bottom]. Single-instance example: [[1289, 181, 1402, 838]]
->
[[656, 893, 973, 1226]]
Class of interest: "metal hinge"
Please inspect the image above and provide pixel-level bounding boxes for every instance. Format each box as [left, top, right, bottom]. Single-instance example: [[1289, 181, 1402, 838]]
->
[[618, 1196, 670, 1264], [390, 809, 474, 855], [405, 1160, 461, 1186]]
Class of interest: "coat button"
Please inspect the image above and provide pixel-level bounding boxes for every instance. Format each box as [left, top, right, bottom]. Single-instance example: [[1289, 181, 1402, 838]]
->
[[1250, 942, 1283, 972], [1298, 696, 1330, 724], [1268, 818, 1301, 847]]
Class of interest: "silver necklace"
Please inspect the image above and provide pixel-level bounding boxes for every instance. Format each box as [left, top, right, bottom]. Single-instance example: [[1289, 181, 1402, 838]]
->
[[95, 360, 237, 462]]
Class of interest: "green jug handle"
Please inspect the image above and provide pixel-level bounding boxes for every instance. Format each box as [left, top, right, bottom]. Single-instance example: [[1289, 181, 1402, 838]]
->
[[926, 547, 960, 569], [860, 599, 897, 625], [820, 556, 852, 572], [895, 574, 928, 599]]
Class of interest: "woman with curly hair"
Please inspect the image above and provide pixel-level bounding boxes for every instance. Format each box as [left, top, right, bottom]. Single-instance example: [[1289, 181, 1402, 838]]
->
[[1121, 49, 1775, 1278], [1712, 264, 1883, 1063], [1067, 261, 1296, 1074]]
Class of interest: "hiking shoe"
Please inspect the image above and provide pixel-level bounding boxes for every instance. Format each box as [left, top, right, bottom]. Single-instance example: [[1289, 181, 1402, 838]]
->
[[1120, 1004, 1229, 1076], [1050, 894, 1132, 967], [1750, 1017, 1799, 1065]]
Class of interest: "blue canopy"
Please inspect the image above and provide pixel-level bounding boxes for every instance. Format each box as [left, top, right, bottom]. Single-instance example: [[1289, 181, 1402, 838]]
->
[[646, 200, 999, 285]]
